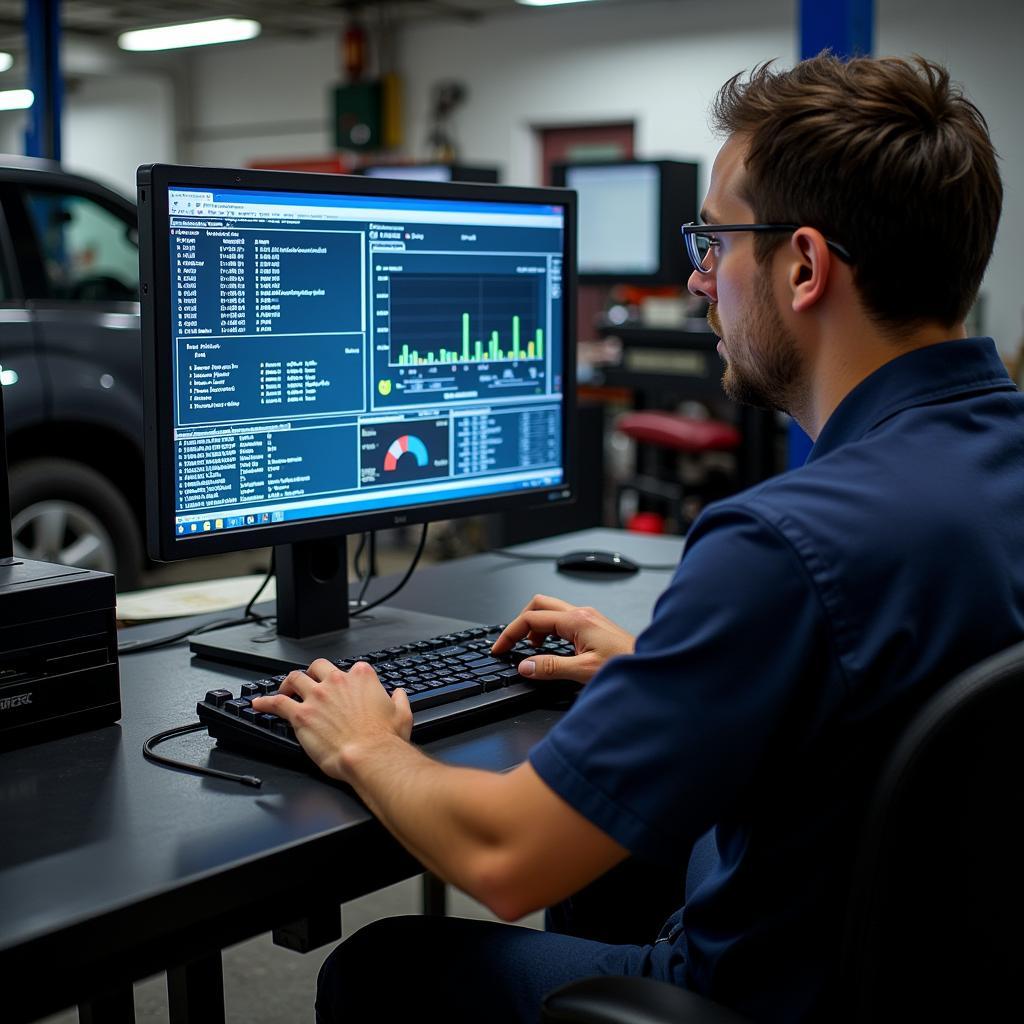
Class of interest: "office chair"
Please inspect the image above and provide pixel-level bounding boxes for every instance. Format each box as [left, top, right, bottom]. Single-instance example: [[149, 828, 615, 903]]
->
[[542, 638, 1024, 1022]]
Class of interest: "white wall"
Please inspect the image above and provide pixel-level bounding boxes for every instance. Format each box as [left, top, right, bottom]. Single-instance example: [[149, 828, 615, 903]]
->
[[396, 0, 794, 197], [876, 0, 1024, 352], [183, 34, 339, 168], [62, 73, 176, 198], [59, 0, 1020, 351]]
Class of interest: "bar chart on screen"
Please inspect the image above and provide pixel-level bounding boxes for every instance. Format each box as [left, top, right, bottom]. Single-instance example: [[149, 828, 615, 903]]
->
[[387, 272, 545, 367]]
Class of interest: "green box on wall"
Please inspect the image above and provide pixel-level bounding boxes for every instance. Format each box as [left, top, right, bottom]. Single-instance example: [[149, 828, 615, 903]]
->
[[333, 82, 382, 150]]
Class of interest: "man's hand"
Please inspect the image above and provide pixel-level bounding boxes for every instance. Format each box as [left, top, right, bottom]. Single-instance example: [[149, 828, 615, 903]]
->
[[491, 594, 635, 685], [251, 660, 412, 782]]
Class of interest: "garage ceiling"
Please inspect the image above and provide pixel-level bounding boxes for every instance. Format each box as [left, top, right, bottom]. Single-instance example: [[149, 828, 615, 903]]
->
[[0, 0, 625, 50]]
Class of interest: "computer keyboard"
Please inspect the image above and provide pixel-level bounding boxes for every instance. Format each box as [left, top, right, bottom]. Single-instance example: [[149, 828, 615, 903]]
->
[[197, 624, 577, 767]]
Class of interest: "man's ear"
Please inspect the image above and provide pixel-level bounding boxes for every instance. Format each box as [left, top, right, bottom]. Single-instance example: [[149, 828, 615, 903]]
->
[[787, 228, 831, 313]]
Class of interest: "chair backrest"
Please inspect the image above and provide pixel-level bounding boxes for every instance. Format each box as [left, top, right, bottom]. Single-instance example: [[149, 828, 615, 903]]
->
[[841, 639, 1024, 1021]]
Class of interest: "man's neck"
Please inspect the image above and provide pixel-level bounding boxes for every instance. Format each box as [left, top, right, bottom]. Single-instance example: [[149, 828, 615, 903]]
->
[[794, 320, 967, 440]]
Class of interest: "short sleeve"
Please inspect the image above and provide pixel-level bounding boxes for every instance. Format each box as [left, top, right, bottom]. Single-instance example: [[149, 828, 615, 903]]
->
[[529, 505, 839, 863]]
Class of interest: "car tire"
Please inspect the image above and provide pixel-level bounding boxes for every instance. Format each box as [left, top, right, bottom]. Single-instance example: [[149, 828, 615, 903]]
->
[[8, 458, 144, 591]]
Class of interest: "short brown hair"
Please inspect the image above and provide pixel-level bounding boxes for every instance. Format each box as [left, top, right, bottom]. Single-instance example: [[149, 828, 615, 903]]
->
[[711, 54, 1002, 332]]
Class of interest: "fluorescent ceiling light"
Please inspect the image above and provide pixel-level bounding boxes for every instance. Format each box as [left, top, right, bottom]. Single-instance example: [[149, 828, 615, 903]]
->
[[0, 89, 32, 111], [118, 18, 261, 52], [516, 0, 602, 6], [0, 52, 13, 73]]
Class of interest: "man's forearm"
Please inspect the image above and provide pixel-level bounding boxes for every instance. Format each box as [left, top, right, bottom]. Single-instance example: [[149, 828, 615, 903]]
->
[[340, 733, 514, 904]]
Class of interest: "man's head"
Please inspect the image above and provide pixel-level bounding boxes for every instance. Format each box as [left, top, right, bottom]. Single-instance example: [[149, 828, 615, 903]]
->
[[689, 54, 1002, 418]]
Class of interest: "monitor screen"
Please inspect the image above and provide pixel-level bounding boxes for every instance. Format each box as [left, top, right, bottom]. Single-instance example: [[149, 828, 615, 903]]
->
[[563, 163, 659, 276], [139, 167, 573, 560]]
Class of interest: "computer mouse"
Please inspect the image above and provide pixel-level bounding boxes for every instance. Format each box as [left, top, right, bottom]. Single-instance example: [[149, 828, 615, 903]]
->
[[555, 550, 640, 576]]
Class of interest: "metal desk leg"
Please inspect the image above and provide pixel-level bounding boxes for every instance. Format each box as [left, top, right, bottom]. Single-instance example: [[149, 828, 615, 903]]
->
[[167, 951, 225, 1024], [79, 986, 135, 1023], [422, 872, 447, 916]]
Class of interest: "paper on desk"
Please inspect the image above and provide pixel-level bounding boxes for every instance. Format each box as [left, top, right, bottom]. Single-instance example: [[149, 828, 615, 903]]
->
[[116, 575, 277, 621]]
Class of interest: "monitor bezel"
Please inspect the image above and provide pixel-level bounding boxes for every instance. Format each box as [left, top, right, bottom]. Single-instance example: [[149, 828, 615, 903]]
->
[[551, 159, 697, 286], [138, 163, 576, 562]]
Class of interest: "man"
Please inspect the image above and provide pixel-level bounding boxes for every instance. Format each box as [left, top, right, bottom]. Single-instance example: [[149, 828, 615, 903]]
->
[[254, 54, 1020, 1022]]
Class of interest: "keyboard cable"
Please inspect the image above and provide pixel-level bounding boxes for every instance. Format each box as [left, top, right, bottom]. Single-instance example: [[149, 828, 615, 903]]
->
[[139, 529, 428, 786], [118, 554, 276, 656]]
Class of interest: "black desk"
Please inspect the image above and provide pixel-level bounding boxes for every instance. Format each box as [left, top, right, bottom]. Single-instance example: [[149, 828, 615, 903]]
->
[[0, 528, 683, 1024]]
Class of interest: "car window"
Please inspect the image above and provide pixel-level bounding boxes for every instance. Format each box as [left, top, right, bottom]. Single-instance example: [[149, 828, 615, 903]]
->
[[24, 189, 139, 302]]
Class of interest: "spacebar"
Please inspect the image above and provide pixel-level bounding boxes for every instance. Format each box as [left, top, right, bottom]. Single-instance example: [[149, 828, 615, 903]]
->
[[406, 679, 484, 711]]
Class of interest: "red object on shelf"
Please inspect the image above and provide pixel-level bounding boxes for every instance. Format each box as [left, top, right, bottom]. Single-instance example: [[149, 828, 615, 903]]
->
[[343, 22, 368, 82], [616, 411, 741, 453], [626, 512, 666, 534]]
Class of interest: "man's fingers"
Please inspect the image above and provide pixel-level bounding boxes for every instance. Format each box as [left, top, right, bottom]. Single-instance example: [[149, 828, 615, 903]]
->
[[523, 594, 574, 613], [517, 653, 593, 684], [493, 608, 575, 653], [251, 693, 297, 720], [278, 669, 315, 699], [305, 658, 337, 682]]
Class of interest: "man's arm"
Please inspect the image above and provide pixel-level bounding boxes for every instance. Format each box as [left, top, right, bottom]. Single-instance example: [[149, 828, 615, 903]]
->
[[253, 659, 628, 922]]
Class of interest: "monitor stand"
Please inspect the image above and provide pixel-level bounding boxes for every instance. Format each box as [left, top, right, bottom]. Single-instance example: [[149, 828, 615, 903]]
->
[[188, 535, 482, 676]]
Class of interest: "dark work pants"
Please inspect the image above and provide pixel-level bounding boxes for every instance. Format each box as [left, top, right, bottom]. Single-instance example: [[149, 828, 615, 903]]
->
[[315, 856, 690, 1023]]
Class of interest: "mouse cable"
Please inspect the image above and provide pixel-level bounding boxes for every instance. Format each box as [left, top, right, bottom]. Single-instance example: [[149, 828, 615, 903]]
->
[[143, 722, 262, 788], [118, 559, 276, 656], [490, 548, 680, 572], [351, 523, 428, 618]]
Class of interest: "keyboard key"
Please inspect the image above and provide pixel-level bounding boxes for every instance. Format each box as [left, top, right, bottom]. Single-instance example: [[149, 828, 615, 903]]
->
[[224, 699, 249, 716], [240, 707, 260, 723], [204, 689, 232, 707], [256, 680, 279, 695], [406, 679, 483, 710], [478, 674, 503, 691]]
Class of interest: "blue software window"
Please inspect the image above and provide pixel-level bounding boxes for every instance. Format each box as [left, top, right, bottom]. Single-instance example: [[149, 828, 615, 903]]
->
[[167, 187, 566, 538]]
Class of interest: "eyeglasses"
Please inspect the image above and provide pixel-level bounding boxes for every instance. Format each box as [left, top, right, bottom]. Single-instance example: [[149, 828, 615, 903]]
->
[[681, 222, 854, 274]]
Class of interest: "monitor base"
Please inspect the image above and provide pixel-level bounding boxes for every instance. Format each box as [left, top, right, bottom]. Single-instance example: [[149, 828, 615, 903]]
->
[[189, 606, 483, 676]]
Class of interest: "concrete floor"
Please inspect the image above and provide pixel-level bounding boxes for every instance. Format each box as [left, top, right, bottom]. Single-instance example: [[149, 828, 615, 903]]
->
[[38, 881, 544, 1023]]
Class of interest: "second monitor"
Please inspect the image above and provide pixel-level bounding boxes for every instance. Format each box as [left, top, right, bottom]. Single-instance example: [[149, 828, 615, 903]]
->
[[551, 159, 697, 285]]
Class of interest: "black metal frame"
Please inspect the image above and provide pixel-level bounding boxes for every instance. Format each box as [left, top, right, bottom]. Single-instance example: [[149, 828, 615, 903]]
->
[[137, 163, 578, 563], [681, 221, 854, 273], [551, 159, 698, 285]]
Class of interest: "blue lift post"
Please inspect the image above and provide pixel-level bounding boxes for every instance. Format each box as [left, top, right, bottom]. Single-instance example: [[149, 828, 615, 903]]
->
[[787, 0, 874, 469], [25, 0, 63, 161]]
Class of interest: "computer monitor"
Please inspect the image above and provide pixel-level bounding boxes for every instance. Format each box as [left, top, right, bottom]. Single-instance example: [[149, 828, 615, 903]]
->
[[137, 164, 575, 670], [360, 163, 501, 184], [550, 160, 697, 285]]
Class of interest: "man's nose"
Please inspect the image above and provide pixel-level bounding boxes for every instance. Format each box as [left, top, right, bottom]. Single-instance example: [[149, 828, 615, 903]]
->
[[688, 267, 716, 302]]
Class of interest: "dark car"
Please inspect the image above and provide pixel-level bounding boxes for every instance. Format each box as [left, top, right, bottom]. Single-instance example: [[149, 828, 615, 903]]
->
[[0, 155, 145, 589]]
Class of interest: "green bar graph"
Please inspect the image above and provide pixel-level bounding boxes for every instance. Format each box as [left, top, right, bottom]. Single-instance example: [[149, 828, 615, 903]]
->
[[394, 311, 545, 366]]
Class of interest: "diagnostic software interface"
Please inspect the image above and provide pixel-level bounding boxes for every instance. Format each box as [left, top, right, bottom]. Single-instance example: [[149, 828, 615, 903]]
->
[[166, 186, 566, 540]]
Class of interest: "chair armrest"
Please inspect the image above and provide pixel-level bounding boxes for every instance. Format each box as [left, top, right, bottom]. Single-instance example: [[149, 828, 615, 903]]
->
[[542, 976, 752, 1024]]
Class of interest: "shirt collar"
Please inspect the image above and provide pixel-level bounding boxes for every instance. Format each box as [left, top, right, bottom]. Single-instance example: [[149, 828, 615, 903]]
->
[[807, 337, 1015, 464]]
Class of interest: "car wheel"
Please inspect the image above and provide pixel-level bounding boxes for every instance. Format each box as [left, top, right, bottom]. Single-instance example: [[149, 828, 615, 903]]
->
[[9, 458, 144, 591]]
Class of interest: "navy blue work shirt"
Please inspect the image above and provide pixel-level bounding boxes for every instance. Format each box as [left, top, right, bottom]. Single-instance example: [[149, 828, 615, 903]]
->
[[529, 337, 1024, 1021]]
